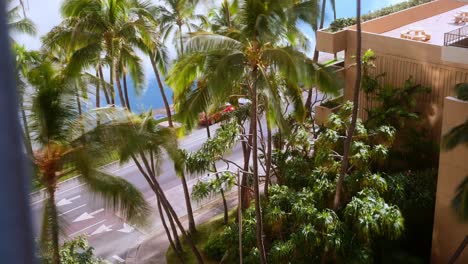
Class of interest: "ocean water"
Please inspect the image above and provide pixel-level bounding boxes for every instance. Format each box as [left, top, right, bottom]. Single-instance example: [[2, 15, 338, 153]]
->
[[15, 0, 406, 113], [121, 0, 405, 113]]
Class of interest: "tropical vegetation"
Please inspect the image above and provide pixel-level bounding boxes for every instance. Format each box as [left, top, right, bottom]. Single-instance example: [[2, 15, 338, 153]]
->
[[6, 0, 446, 263]]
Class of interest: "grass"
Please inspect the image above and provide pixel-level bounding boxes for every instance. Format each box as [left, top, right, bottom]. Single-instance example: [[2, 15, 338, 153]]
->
[[166, 209, 237, 264]]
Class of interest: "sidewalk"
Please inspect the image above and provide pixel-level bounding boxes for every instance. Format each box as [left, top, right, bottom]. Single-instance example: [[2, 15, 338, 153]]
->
[[126, 188, 239, 264]]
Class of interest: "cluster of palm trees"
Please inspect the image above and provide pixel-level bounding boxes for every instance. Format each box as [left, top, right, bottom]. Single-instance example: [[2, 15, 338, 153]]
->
[[9, 0, 352, 263]]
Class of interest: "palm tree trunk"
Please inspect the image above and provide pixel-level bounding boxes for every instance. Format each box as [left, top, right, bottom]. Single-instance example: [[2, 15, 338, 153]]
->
[[150, 57, 173, 127], [313, 0, 327, 62], [155, 184, 203, 263], [21, 108, 33, 157], [333, 0, 362, 211], [132, 155, 204, 263], [109, 65, 116, 105], [123, 71, 131, 111], [158, 197, 184, 261], [114, 61, 127, 108], [331, 0, 338, 60], [48, 188, 61, 264], [264, 103, 272, 198], [178, 24, 184, 55], [74, 83, 82, 115], [251, 70, 267, 264], [167, 199, 183, 252], [240, 119, 253, 211], [95, 70, 101, 108], [305, 86, 314, 117], [98, 65, 111, 105], [180, 171, 197, 233]]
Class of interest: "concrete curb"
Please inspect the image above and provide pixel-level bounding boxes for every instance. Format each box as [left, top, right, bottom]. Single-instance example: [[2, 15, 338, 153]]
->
[[125, 188, 239, 263]]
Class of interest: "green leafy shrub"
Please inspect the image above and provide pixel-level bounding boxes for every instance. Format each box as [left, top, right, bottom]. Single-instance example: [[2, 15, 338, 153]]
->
[[39, 236, 106, 264], [217, 104, 404, 263], [203, 235, 227, 261], [455, 83, 468, 101], [360, 50, 436, 172], [381, 169, 437, 262]]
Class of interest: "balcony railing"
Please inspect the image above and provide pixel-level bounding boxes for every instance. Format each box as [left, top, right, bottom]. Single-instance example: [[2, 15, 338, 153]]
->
[[444, 25, 468, 48]]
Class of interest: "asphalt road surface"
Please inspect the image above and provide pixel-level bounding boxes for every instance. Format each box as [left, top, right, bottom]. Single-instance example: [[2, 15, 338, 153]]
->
[[29, 90, 322, 263], [29, 122, 245, 263]]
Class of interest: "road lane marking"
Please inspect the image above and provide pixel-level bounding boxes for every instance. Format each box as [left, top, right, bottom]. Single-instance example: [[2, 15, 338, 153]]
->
[[57, 195, 81, 206], [55, 183, 87, 196], [112, 255, 125, 263], [58, 204, 86, 216], [31, 163, 138, 205], [90, 224, 113, 236], [117, 223, 134, 233], [73, 208, 104, 222], [69, 219, 106, 236]]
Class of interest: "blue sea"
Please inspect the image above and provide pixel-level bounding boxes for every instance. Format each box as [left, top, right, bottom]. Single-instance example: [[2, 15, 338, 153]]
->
[[104, 0, 405, 113]]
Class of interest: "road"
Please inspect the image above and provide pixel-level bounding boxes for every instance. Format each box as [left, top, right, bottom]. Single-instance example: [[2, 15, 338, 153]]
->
[[29, 90, 322, 263], [29, 122, 245, 263]]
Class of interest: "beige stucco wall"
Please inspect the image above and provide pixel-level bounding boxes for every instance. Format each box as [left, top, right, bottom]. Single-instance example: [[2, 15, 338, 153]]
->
[[431, 97, 468, 263], [342, 31, 468, 140]]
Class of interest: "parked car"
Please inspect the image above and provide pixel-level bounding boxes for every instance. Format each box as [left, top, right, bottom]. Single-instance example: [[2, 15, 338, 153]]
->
[[198, 104, 235, 126]]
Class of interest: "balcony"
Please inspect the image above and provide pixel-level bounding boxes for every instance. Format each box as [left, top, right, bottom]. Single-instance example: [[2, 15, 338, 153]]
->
[[441, 25, 468, 65], [444, 25, 468, 48]]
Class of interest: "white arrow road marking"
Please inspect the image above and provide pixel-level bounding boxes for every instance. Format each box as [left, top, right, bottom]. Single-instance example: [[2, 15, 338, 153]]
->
[[69, 220, 106, 236], [57, 195, 81, 207], [112, 255, 125, 263], [58, 204, 86, 216], [90, 224, 113, 236], [117, 223, 135, 233], [72, 208, 104, 222]]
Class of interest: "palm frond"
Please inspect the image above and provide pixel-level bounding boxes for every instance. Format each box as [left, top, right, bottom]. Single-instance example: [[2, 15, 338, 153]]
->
[[443, 120, 468, 150], [8, 17, 37, 36]]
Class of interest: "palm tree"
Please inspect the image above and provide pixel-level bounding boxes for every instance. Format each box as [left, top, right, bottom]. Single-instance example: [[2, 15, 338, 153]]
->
[[142, 33, 175, 127], [312, 0, 338, 62], [45, 0, 153, 110], [87, 108, 204, 263], [158, 0, 201, 56], [27, 60, 150, 264], [200, 0, 240, 37], [333, 0, 362, 210], [6, 0, 36, 43], [13, 44, 40, 157], [168, 1, 334, 262]]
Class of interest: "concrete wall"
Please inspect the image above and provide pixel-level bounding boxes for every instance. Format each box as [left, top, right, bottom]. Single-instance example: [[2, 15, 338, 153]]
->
[[431, 97, 468, 263], [342, 31, 468, 140], [349, 0, 465, 34]]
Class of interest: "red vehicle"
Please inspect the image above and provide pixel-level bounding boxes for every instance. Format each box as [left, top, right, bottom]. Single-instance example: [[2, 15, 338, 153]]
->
[[199, 104, 235, 126]]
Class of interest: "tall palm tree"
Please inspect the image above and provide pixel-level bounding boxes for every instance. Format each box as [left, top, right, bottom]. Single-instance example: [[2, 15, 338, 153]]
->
[[312, 0, 337, 62], [13, 44, 40, 157], [200, 0, 240, 37], [27, 60, 150, 264], [142, 33, 175, 127], [87, 108, 204, 263], [158, 0, 201, 56], [168, 1, 333, 262], [44, 0, 152, 110], [6, 0, 36, 43], [333, 0, 362, 210]]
